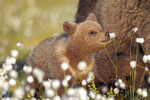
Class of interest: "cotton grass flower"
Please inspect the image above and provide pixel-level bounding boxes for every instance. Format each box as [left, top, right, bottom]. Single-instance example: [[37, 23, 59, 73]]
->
[[9, 70, 18, 78], [53, 96, 61, 100], [10, 49, 19, 58], [46, 89, 55, 98], [5, 56, 16, 65], [43, 81, 51, 90], [65, 75, 72, 81], [67, 88, 76, 96], [81, 79, 87, 86], [61, 62, 69, 71], [95, 94, 102, 100], [142, 89, 148, 98], [89, 91, 96, 99], [14, 87, 25, 99], [88, 71, 94, 78], [136, 38, 144, 43], [132, 27, 138, 33], [120, 82, 125, 89], [102, 86, 108, 93], [142, 55, 150, 63], [77, 61, 87, 71], [109, 32, 116, 40], [23, 65, 33, 74], [27, 75, 34, 83], [9, 79, 16, 86], [130, 61, 136, 68], [33, 67, 44, 83], [52, 79, 60, 90], [62, 79, 68, 87], [145, 67, 149, 72], [137, 88, 142, 95], [114, 88, 119, 94], [78, 87, 87, 100]]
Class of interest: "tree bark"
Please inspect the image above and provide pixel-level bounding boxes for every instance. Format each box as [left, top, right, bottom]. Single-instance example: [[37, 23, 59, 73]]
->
[[75, 0, 150, 54]]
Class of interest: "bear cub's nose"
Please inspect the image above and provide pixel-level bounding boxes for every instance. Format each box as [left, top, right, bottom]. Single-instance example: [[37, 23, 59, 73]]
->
[[105, 32, 110, 38]]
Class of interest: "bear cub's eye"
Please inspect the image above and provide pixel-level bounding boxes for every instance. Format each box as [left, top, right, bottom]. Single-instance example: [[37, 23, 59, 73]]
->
[[89, 31, 97, 35]]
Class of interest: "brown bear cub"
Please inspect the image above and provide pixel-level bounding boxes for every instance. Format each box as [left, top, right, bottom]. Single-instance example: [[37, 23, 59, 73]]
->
[[27, 13, 110, 94]]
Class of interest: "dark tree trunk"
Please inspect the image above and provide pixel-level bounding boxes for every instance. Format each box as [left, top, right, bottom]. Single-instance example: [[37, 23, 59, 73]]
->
[[75, 0, 150, 54]]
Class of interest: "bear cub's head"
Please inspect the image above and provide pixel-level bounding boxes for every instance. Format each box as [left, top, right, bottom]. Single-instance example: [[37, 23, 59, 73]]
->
[[63, 13, 110, 53]]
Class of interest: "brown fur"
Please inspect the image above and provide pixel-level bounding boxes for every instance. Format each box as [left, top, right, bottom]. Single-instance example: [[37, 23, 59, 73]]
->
[[27, 13, 110, 95], [75, 0, 150, 88], [75, 0, 150, 55]]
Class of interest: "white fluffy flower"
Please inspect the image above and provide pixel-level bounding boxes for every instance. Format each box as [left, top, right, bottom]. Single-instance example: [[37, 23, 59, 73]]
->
[[89, 91, 96, 99], [77, 61, 87, 71], [3, 63, 13, 71], [114, 88, 119, 94], [88, 71, 94, 78], [81, 79, 87, 86], [14, 87, 25, 99], [102, 86, 108, 93], [115, 81, 119, 87], [62, 79, 68, 87], [137, 88, 142, 95], [78, 88, 87, 100], [132, 27, 138, 33], [52, 79, 60, 90], [61, 62, 69, 71], [5, 56, 16, 65], [10, 49, 19, 58], [46, 89, 55, 98], [120, 82, 125, 89], [142, 55, 150, 63], [65, 75, 72, 81], [33, 68, 44, 83], [27, 75, 34, 83], [136, 38, 144, 43], [86, 77, 92, 83], [53, 96, 61, 100], [145, 67, 149, 72], [30, 89, 35, 96], [130, 61, 136, 68], [25, 85, 30, 92], [16, 42, 23, 47], [67, 88, 76, 96], [43, 81, 51, 90], [9, 70, 18, 78], [142, 89, 148, 98], [9, 79, 16, 86], [118, 79, 123, 84], [95, 94, 102, 100], [23, 65, 33, 74], [109, 32, 116, 40]]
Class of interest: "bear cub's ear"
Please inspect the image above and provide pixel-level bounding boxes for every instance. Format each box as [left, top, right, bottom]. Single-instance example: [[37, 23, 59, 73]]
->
[[63, 21, 77, 35], [86, 13, 97, 22]]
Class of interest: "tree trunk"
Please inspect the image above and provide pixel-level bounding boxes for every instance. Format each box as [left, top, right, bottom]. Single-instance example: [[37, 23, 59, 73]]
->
[[75, 0, 150, 54]]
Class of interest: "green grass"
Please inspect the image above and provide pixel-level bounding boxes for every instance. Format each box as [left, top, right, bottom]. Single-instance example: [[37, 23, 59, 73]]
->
[[0, 0, 78, 63]]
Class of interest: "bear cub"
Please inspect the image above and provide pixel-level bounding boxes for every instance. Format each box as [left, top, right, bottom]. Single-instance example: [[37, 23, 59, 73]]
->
[[27, 13, 110, 92]]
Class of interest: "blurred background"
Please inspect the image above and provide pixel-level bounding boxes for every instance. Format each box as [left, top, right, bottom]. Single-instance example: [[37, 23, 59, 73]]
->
[[0, 0, 78, 65]]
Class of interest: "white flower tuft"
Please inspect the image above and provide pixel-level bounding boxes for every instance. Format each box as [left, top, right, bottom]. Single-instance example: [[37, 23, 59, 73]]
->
[[77, 61, 87, 71], [67, 88, 76, 96], [142, 55, 150, 63], [130, 61, 136, 68], [81, 79, 87, 86], [142, 89, 148, 98], [53, 96, 61, 100], [9, 70, 18, 79], [89, 91, 96, 99], [65, 75, 72, 81], [132, 27, 138, 33], [52, 79, 60, 90], [62, 79, 68, 87], [27, 75, 34, 83], [9, 79, 16, 86], [145, 67, 149, 72], [33, 68, 44, 83], [109, 32, 116, 40], [61, 62, 69, 71], [23, 65, 33, 74], [137, 88, 142, 95], [114, 88, 119, 94], [14, 87, 25, 99], [120, 82, 125, 89], [10, 49, 19, 58], [136, 38, 144, 43], [46, 89, 55, 98]]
